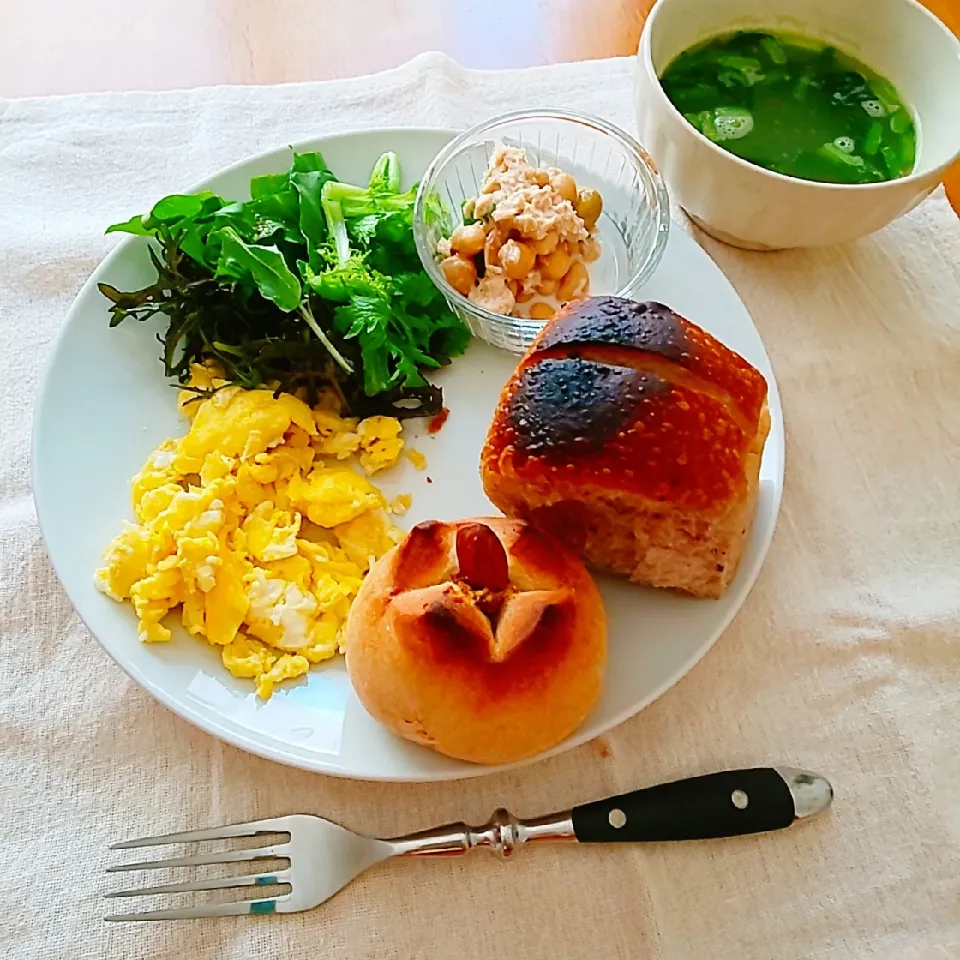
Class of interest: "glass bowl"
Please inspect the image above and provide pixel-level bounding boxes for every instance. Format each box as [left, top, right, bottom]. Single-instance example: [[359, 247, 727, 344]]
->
[[413, 109, 671, 354]]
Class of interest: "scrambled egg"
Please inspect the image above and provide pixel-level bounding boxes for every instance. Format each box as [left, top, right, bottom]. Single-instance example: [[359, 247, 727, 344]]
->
[[95, 367, 406, 699], [406, 448, 427, 471]]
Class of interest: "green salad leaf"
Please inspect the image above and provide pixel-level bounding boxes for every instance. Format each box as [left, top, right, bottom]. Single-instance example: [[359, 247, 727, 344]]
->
[[105, 214, 151, 236], [367, 151, 401, 194], [215, 228, 302, 311]]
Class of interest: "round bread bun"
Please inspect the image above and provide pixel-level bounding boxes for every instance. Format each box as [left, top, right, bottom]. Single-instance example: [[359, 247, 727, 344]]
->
[[344, 517, 607, 765]]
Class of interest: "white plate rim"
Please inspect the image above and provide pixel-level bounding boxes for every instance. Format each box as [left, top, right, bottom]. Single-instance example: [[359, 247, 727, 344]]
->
[[33, 126, 785, 782]]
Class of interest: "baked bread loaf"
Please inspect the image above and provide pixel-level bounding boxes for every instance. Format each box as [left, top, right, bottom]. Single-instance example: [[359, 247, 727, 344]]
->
[[344, 517, 606, 765], [481, 297, 770, 599]]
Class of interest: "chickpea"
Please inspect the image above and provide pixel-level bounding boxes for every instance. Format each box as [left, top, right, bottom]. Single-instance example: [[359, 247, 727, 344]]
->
[[484, 226, 505, 271], [440, 255, 477, 296], [575, 188, 603, 229], [557, 261, 590, 302], [529, 302, 556, 321], [534, 233, 559, 256], [580, 236, 602, 263], [499, 239, 537, 280], [515, 286, 535, 304], [450, 222, 486, 257], [539, 245, 573, 281], [551, 172, 578, 204], [535, 276, 558, 297]]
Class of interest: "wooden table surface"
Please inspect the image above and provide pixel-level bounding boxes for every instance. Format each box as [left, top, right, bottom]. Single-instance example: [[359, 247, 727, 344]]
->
[[3, 0, 957, 212], [0, 0, 648, 99]]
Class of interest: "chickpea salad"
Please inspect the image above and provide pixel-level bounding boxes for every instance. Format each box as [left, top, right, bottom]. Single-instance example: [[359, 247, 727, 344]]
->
[[436, 146, 603, 322]]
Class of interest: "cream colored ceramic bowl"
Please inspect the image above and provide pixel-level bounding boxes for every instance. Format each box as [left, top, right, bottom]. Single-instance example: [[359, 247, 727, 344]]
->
[[635, 0, 960, 249]]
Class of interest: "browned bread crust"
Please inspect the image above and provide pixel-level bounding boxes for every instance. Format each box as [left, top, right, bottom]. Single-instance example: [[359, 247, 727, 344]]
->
[[481, 297, 770, 598], [344, 518, 606, 765]]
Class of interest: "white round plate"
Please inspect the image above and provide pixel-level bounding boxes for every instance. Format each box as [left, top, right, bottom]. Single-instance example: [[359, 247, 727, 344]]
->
[[33, 128, 784, 782]]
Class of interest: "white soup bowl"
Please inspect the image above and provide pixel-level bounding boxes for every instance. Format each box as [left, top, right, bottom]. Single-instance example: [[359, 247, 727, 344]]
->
[[635, 0, 960, 249]]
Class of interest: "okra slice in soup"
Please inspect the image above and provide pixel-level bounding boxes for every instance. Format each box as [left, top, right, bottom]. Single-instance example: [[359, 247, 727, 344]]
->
[[712, 106, 754, 141]]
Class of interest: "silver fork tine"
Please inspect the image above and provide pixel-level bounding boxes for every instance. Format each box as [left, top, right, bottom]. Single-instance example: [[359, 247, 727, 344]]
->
[[111, 818, 290, 850], [105, 897, 286, 922], [105, 812, 399, 920], [105, 843, 288, 873], [105, 870, 291, 898]]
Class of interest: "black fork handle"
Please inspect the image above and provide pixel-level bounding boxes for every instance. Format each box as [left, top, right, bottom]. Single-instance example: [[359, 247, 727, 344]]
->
[[571, 767, 833, 843]]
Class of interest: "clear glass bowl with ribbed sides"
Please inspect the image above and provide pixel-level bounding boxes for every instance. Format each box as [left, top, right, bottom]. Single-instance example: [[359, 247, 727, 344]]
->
[[413, 109, 671, 354]]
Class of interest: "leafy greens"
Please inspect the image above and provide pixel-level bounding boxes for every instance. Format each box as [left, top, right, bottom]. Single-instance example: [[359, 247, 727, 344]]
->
[[99, 151, 469, 418]]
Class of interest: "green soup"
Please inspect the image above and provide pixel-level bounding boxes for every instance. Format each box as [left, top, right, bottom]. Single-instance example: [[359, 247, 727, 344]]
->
[[660, 31, 916, 185]]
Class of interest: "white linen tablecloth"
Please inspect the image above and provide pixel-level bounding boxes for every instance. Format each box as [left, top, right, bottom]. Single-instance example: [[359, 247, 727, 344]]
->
[[1, 52, 958, 960]]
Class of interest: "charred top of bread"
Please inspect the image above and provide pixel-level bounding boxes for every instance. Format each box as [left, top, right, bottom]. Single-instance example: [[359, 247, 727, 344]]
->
[[506, 357, 668, 455], [531, 297, 766, 427], [535, 297, 688, 359], [483, 297, 769, 513]]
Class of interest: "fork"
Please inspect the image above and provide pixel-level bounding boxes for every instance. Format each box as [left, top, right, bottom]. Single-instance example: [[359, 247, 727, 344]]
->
[[105, 766, 833, 921]]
